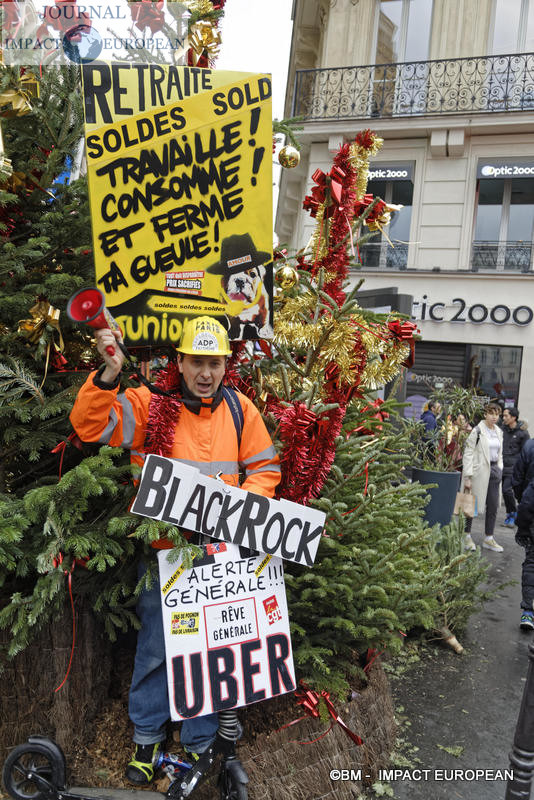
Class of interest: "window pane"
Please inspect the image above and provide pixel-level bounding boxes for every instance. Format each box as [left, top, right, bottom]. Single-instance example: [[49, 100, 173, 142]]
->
[[376, 1, 403, 64], [470, 345, 522, 408], [405, 0, 432, 61], [526, 0, 534, 50], [359, 179, 386, 267], [474, 179, 504, 240], [390, 180, 413, 241], [506, 178, 534, 269], [508, 178, 534, 240], [492, 0, 522, 54]]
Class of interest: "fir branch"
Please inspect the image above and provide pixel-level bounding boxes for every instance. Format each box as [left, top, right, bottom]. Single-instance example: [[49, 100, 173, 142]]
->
[[0, 360, 44, 405]]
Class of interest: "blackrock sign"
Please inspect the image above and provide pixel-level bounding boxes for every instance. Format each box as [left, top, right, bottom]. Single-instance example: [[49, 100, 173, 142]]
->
[[132, 455, 326, 566]]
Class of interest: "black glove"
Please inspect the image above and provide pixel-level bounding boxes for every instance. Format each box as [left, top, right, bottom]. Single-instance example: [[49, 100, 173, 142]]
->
[[516, 529, 532, 548]]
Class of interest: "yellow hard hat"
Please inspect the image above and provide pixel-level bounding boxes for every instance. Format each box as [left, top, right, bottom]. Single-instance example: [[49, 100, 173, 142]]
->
[[177, 316, 232, 356]]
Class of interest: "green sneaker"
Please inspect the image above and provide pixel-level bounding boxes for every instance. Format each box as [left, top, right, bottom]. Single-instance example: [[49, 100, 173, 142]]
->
[[125, 742, 161, 785]]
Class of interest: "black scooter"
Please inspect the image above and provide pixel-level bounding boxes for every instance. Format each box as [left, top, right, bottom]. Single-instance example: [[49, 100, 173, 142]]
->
[[3, 712, 248, 800]]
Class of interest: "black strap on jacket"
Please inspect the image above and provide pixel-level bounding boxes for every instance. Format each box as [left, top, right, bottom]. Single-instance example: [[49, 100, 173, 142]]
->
[[222, 385, 244, 447]]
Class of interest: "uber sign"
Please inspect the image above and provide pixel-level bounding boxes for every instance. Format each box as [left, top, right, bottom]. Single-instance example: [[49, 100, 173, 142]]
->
[[132, 455, 326, 566]]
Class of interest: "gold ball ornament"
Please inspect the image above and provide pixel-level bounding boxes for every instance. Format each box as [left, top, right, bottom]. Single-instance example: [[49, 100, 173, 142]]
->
[[79, 347, 96, 365], [278, 145, 300, 169], [274, 265, 299, 290]]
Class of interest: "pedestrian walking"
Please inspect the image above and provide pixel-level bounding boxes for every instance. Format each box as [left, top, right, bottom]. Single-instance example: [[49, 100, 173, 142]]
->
[[513, 439, 534, 629], [420, 400, 441, 432], [501, 407, 529, 527], [461, 402, 504, 553]]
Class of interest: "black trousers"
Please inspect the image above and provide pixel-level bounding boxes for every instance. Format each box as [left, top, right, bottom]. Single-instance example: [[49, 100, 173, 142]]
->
[[517, 530, 534, 611], [465, 463, 502, 536], [502, 468, 517, 514]]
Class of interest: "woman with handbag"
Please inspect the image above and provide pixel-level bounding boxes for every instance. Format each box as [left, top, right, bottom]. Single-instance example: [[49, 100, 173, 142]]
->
[[461, 403, 504, 553]]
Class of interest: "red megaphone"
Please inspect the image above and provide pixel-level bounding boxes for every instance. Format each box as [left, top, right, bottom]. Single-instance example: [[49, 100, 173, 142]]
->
[[67, 287, 122, 356]]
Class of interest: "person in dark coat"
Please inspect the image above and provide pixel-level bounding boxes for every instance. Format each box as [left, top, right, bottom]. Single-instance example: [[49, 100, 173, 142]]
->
[[420, 400, 441, 432], [512, 439, 534, 629], [501, 407, 530, 527]]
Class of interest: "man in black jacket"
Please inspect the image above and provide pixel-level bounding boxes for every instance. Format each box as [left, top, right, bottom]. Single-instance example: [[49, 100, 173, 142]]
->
[[502, 407, 529, 526], [512, 439, 534, 629]]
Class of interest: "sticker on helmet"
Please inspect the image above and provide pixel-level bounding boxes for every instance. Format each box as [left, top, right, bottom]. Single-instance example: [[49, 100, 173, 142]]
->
[[192, 332, 219, 351]]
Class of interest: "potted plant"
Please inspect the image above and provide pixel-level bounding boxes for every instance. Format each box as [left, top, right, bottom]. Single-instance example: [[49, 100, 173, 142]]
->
[[403, 384, 487, 527]]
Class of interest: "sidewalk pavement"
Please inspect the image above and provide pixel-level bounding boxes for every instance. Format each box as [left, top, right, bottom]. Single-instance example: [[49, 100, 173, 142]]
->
[[391, 506, 528, 800]]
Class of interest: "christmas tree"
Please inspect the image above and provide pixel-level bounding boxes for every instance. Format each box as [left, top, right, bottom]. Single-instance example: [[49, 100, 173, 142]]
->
[[225, 132, 488, 693]]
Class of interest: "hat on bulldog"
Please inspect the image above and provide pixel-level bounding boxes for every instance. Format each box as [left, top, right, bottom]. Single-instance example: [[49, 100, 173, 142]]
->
[[208, 233, 271, 275]]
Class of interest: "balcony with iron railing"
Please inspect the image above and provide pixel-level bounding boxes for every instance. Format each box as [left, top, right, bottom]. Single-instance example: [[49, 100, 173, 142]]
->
[[292, 52, 534, 121], [354, 241, 533, 272], [471, 241, 533, 271]]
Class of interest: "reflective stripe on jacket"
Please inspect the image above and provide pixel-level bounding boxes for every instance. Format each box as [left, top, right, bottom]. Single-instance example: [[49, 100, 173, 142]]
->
[[70, 372, 281, 499]]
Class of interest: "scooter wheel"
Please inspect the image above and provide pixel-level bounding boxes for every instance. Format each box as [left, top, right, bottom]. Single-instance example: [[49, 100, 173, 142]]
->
[[219, 762, 248, 800], [3, 742, 64, 800]]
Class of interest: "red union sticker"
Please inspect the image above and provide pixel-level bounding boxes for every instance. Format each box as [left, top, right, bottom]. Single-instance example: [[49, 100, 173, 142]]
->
[[206, 542, 227, 555], [263, 595, 282, 625]]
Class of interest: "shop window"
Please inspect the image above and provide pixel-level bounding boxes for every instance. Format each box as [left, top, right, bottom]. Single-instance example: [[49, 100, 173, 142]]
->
[[359, 177, 413, 269], [472, 176, 534, 271], [469, 344, 522, 408]]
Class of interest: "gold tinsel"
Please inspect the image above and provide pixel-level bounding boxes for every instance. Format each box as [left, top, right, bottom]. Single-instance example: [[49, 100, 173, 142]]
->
[[350, 132, 384, 202], [0, 154, 12, 186], [182, 0, 215, 14], [0, 71, 40, 119], [277, 291, 315, 319], [308, 201, 329, 262], [360, 343, 410, 390], [188, 20, 221, 63], [274, 316, 325, 349], [274, 285, 412, 397]]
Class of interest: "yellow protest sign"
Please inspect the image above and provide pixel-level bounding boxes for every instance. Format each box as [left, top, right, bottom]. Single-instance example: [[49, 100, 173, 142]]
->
[[81, 64, 273, 346]]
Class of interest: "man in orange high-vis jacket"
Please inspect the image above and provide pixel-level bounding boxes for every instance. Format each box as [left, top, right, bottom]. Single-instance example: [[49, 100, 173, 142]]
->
[[70, 316, 280, 785]]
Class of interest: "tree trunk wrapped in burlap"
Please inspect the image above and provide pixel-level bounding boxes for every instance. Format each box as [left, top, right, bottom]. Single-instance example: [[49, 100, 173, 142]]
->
[[193, 661, 396, 800], [0, 598, 112, 766]]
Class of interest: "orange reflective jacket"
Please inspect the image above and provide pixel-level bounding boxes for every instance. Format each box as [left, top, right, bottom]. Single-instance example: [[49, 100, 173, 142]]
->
[[70, 373, 281, 523]]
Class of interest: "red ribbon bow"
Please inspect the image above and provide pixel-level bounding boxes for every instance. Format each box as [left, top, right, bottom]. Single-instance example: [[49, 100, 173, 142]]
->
[[51, 431, 83, 479], [303, 166, 346, 218], [353, 193, 387, 224], [355, 129, 377, 150], [295, 682, 364, 746], [388, 319, 419, 368], [388, 319, 418, 340], [129, 0, 164, 33]]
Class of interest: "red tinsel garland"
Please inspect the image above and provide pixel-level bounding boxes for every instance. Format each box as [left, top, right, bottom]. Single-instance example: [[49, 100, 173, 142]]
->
[[272, 401, 346, 505], [144, 363, 182, 457], [313, 142, 359, 304]]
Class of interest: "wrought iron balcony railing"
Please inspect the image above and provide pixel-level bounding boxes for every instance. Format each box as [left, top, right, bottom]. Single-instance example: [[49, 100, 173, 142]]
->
[[357, 242, 409, 269], [471, 240, 533, 271], [292, 52, 534, 120]]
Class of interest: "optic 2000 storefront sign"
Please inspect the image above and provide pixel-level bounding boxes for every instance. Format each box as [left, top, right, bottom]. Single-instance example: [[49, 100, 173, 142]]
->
[[412, 295, 533, 326]]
